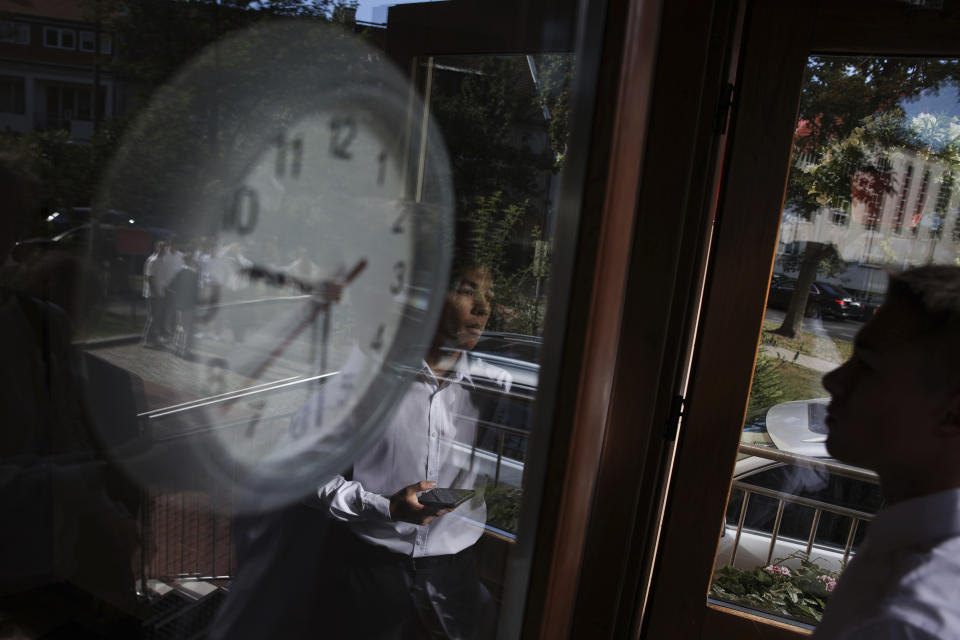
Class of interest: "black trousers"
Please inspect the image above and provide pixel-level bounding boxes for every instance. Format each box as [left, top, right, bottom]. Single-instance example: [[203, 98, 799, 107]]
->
[[329, 525, 498, 640]]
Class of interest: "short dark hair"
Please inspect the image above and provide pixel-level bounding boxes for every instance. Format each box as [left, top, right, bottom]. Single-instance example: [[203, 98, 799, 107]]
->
[[886, 266, 960, 387], [887, 266, 960, 329]]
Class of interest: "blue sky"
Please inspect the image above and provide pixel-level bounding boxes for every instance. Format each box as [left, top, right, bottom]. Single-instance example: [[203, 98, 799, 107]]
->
[[901, 82, 960, 119], [354, 0, 447, 23]]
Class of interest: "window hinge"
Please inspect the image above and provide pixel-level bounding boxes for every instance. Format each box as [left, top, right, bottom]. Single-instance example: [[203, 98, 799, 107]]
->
[[663, 394, 685, 441], [713, 82, 735, 135]]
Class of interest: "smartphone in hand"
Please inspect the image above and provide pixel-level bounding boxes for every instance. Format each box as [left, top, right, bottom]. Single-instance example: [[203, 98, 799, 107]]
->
[[418, 488, 475, 510]]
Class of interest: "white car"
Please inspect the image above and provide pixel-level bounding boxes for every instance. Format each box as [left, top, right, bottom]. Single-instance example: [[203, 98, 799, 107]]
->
[[715, 399, 882, 573]]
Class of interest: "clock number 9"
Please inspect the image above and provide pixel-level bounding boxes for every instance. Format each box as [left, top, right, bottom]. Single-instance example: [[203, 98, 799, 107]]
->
[[329, 116, 356, 160], [226, 186, 259, 235]]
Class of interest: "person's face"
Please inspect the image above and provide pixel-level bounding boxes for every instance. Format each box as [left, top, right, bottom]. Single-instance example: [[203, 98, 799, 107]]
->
[[822, 296, 954, 472], [439, 266, 493, 351]]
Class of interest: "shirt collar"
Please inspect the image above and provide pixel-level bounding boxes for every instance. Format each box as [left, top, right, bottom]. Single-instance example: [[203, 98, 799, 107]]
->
[[418, 351, 475, 390], [863, 487, 960, 554]]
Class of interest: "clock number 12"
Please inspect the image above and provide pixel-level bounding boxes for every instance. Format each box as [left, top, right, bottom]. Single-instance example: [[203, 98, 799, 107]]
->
[[329, 116, 356, 160]]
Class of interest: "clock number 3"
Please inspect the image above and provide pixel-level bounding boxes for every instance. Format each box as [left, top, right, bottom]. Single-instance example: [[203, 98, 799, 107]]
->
[[329, 116, 356, 159], [226, 187, 258, 235]]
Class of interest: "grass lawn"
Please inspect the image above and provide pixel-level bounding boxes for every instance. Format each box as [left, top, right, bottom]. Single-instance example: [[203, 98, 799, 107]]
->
[[775, 360, 827, 401], [760, 319, 852, 364], [746, 358, 827, 423]]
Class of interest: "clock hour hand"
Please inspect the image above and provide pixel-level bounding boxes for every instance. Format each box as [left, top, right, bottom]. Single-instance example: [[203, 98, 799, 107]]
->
[[241, 260, 366, 301], [221, 259, 367, 412]]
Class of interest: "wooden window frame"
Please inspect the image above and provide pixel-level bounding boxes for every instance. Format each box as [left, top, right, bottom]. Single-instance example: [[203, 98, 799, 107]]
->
[[642, 1, 960, 639]]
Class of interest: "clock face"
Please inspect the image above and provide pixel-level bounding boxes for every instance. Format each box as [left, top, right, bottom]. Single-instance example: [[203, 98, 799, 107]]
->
[[94, 22, 453, 512]]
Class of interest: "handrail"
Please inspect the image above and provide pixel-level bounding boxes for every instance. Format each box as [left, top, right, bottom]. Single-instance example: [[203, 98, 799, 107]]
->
[[738, 442, 878, 483], [730, 480, 877, 521]]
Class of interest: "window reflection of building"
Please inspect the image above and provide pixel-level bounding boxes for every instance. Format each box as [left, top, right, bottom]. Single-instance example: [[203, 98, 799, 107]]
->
[[0, 1, 116, 141], [775, 148, 960, 300]]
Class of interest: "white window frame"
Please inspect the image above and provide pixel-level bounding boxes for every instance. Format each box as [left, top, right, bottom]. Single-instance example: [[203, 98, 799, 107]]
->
[[78, 31, 112, 54], [43, 27, 77, 50], [0, 20, 30, 45]]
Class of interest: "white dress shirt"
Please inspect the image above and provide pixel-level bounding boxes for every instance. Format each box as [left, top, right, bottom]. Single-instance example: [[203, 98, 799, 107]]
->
[[306, 353, 505, 558], [813, 488, 960, 639], [157, 249, 184, 291], [142, 252, 160, 298]]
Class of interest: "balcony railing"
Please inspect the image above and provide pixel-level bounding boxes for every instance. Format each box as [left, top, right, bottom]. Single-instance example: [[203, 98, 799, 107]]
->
[[722, 443, 879, 569]]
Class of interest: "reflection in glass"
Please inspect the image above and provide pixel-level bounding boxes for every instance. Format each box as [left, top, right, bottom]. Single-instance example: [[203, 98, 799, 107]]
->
[[0, 3, 576, 637], [712, 56, 960, 626]]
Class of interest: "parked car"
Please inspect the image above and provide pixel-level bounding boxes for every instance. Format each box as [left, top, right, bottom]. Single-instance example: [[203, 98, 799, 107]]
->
[[10, 223, 173, 293], [766, 275, 866, 320], [716, 399, 882, 572], [45, 206, 136, 235]]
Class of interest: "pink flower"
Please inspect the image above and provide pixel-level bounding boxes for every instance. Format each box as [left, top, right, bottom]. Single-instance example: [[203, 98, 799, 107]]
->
[[763, 565, 791, 578], [817, 574, 837, 592]]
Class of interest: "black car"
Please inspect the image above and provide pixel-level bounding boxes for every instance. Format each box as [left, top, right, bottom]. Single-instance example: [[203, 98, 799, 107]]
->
[[767, 275, 865, 320], [45, 206, 136, 235], [10, 224, 173, 294]]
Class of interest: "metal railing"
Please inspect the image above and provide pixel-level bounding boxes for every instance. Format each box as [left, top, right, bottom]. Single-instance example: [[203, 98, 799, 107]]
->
[[724, 443, 879, 568], [136, 371, 532, 586]]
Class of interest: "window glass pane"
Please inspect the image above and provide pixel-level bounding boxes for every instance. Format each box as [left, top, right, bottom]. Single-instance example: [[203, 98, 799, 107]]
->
[[79, 31, 95, 51], [0, 76, 25, 114], [0, 3, 584, 638], [712, 55, 960, 627], [0, 20, 30, 45]]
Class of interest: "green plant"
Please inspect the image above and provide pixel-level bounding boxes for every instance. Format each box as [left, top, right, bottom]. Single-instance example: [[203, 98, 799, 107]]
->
[[484, 484, 522, 533], [462, 192, 549, 336], [710, 553, 840, 624], [746, 354, 785, 420]]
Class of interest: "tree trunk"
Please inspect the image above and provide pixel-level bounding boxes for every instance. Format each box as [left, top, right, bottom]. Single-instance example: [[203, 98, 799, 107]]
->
[[774, 243, 830, 338]]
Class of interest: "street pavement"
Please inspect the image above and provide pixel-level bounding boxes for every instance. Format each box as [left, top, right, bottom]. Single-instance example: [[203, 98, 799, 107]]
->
[[763, 308, 864, 342]]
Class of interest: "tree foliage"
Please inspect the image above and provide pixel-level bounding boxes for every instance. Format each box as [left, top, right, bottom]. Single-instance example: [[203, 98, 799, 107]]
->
[[775, 57, 960, 336]]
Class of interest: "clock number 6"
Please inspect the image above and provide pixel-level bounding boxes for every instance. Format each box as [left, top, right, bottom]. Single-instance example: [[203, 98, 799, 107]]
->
[[329, 116, 356, 160], [226, 187, 259, 235]]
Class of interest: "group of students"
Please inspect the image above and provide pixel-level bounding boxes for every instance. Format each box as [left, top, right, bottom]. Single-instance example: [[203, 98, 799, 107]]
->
[[140, 238, 253, 357], [140, 237, 327, 357]]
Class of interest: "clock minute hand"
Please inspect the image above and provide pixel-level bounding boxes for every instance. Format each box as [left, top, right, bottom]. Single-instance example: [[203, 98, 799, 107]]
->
[[221, 258, 368, 412]]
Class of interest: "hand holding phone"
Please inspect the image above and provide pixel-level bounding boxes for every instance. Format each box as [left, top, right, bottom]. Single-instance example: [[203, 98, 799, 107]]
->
[[418, 488, 475, 510]]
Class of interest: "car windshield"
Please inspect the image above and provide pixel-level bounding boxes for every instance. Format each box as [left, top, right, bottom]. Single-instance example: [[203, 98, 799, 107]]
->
[[817, 282, 850, 297]]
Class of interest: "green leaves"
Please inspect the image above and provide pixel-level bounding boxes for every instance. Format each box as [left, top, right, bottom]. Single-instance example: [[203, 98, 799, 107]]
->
[[709, 553, 841, 624]]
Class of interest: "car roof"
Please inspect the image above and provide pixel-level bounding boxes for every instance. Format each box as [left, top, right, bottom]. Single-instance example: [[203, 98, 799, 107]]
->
[[765, 398, 830, 457]]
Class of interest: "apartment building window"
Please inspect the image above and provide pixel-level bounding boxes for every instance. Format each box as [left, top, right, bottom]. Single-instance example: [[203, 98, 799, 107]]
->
[[79, 31, 112, 54], [0, 76, 25, 114], [0, 20, 30, 45], [46, 85, 93, 122], [935, 172, 955, 216], [43, 27, 76, 50], [831, 199, 851, 225], [911, 168, 931, 235], [893, 163, 913, 233]]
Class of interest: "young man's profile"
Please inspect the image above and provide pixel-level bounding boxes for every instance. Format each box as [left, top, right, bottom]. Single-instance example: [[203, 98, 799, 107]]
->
[[813, 266, 960, 640]]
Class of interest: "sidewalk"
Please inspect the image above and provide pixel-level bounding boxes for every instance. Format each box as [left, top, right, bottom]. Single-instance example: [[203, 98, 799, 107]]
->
[[758, 345, 839, 373]]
